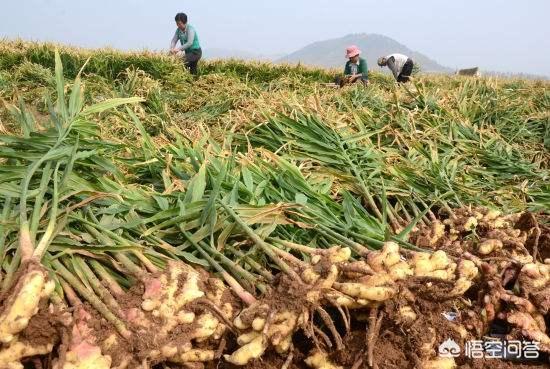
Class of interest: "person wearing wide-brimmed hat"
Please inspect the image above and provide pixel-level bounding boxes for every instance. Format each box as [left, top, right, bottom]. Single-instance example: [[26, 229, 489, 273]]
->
[[345, 45, 369, 84], [377, 53, 414, 83], [335, 45, 369, 87]]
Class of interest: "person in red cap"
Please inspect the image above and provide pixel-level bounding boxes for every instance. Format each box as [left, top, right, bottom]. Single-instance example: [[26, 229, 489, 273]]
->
[[337, 45, 369, 86]]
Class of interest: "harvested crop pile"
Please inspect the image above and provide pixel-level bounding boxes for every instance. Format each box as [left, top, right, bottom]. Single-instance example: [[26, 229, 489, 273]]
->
[[48, 261, 238, 368], [2, 208, 549, 368], [215, 208, 549, 369], [0, 46, 549, 369]]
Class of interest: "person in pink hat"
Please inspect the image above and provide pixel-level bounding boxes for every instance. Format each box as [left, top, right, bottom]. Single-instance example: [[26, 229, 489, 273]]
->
[[338, 45, 369, 86]]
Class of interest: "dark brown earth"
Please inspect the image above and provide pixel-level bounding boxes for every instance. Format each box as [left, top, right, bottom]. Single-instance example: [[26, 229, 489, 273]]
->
[[19, 301, 62, 347]]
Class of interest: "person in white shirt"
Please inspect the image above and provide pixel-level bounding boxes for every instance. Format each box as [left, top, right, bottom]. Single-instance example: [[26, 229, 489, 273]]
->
[[377, 54, 414, 83]]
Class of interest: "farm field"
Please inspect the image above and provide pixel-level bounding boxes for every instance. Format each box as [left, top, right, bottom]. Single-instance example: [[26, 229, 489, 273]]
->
[[0, 40, 549, 369]]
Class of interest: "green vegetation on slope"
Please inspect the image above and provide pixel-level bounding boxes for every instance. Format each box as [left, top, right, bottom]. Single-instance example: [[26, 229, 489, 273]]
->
[[0, 40, 548, 368]]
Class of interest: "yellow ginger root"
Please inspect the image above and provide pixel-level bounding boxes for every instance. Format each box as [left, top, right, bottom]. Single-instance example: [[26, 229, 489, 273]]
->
[[192, 313, 220, 342], [234, 304, 269, 330], [325, 246, 352, 263], [504, 311, 550, 351], [160, 344, 181, 359], [477, 239, 503, 255], [149, 342, 193, 362], [266, 310, 299, 346], [325, 291, 362, 309], [357, 273, 395, 288], [498, 292, 545, 328], [444, 216, 478, 232], [177, 311, 196, 325], [205, 278, 227, 303], [419, 327, 438, 358], [141, 262, 204, 334], [55, 308, 111, 369], [229, 278, 314, 363], [483, 209, 501, 222], [491, 215, 513, 229], [103, 334, 118, 350], [367, 242, 400, 272], [174, 349, 216, 363], [362, 242, 414, 281], [311, 264, 339, 292], [0, 340, 53, 369], [340, 261, 375, 277], [274, 334, 293, 354], [311, 247, 351, 265], [450, 260, 479, 296], [237, 331, 261, 345], [224, 335, 266, 365], [306, 249, 348, 288], [212, 302, 234, 340], [429, 221, 446, 246], [311, 255, 322, 264], [415, 221, 446, 247], [301, 268, 320, 284], [230, 306, 290, 363], [195, 279, 233, 342], [388, 261, 413, 281], [457, 259, 478, 280], [509, 252, 534, 265], [411, 253, 431, 275], [428, 250, 450, 270], [333, 282, 396, 302], [485, 229, 527, 250], [60, 344, 112, 369], [412, 251, 456, 280], [331, 256, 400, 305], [304, 350, 343, 369], [519, 263, 550, 291], [251, 317, 266, 331], [231, 307, 305, 362], [463, 217, 478, 231], [397, 306, 417, 325], [0, 266, 54, 344], [421, 357, 456, 369]]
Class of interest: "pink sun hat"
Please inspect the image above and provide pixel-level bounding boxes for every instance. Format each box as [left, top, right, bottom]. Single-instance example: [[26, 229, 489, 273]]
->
[[345, 45, 361, 58]]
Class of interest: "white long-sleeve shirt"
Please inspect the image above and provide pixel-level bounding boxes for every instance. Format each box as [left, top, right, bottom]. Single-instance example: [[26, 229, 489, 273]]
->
[[385, 53, 409, 79]]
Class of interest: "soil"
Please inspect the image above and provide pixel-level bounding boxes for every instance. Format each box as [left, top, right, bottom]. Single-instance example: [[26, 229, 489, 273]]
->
[[19, 301, 62, 347], [81, 304, 129, 366]]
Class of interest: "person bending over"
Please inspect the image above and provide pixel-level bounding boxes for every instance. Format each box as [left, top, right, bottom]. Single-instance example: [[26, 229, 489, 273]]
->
[[170, 13, 202, 75], [377, 53, 414, 83]]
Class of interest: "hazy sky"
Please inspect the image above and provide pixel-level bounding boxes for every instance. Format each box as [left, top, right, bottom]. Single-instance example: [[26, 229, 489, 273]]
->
[[1, 0, 549, 76]]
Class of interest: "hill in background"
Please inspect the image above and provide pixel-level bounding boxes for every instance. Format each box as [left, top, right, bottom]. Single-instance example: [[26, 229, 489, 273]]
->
[[204, 35, 548, 79], [203, 48, 284, 62], [277, 33, 453, 73]]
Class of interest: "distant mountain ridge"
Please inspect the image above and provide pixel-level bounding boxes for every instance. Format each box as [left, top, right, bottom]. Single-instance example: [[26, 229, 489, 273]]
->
[[204, 48, 284, 62], [277, 33, 452, 73], [203, 35, 548, 80]]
